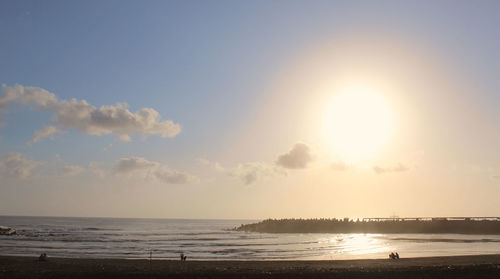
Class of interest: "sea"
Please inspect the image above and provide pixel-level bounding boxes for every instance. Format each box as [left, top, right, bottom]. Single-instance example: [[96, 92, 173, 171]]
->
[[1, 216, 500, 260]]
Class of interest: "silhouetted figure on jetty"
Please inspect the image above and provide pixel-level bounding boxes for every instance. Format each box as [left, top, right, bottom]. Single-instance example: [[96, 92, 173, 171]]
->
[[180, 253, 187, 261]]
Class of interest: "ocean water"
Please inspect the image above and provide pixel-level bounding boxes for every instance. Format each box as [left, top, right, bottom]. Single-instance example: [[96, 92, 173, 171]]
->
[[1, 216, 500, 260]]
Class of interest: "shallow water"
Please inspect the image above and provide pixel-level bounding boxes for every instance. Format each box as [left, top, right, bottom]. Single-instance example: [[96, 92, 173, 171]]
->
[[1, 216, 500, 260]]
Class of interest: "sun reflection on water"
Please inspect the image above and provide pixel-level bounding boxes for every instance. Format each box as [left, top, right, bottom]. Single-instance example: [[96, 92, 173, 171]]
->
[[328, 234, 394, 258]]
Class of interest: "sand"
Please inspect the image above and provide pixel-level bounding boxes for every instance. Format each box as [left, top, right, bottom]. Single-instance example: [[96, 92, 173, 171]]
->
[[1, 254, 500, 278]]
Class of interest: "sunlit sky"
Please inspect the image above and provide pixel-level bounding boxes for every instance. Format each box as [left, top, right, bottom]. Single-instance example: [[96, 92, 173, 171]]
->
[[1, 0, 499, 219]]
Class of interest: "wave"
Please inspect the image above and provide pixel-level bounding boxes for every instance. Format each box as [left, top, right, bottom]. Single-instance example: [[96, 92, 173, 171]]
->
[[83, 227, 122, 231]]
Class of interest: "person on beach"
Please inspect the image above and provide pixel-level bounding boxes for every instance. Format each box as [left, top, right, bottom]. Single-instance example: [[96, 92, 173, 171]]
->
[[180, 253, 187, 261], [39, 253, 47, 261], [389, 252, 400, 259]]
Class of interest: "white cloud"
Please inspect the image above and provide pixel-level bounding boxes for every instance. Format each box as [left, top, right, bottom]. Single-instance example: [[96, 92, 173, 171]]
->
[[230, 162, 285, 185], [113, 157, 195, 184], [18, 85, 58, 109], [53, 100, 181, 140], [373, 163, 409, 174], [27, 126, 61, 146], [276, 143, 313, 169], [1, 85, 181, 142], [59, 165, 85, 176], [0, 153, 43, 179]]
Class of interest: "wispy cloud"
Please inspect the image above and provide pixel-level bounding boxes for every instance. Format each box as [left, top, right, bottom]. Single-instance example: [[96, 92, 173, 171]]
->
[[0, 153, 44, 179], [89, 162, 107, 178], [197, 158, 283, 185], [113, 157, 196, 184], [1, 84, 181, 143], [27, 126, 61, 146], [59, 165, 85, 177], [196, 158, 225, 172], [230, 162, 285, 185], [211, 143, 314, 185]]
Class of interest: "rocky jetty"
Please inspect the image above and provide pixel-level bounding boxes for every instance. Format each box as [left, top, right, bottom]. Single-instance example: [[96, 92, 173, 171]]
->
[[235, 217, 500, 234]]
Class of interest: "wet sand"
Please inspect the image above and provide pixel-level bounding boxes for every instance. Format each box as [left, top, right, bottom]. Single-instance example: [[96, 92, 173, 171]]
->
[[1, 254, 500, 278]]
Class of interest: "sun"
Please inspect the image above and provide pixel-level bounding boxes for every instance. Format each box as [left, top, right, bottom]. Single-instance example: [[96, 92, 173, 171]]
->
[[322, 85, 393, 161]]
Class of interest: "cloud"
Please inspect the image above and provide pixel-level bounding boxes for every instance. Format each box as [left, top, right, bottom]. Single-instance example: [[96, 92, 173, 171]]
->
[[230, 162, 285, 185], [0, 153, 43, 179], [53, 100, 181, 140], [373, 163, 409, 174], [59, 165, 85, 176], [113, 157, 195, 184], [27, 126, 61, 146], [18, 85, 58, 109], [198, 158, 282, 185], [331, 162, 349, 171], [0, 85, 19, 121], [196, 158, 225, 172], [1, 84, 181, 142], [154, 166, 194, 184], [114, 157, 157, 173], [89, 162, 107, 178], [198, 143, 314, 185], [276, 143, 313, 169]]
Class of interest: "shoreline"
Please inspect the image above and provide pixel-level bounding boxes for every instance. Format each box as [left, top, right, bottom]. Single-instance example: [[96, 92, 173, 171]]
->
[[1, 254, 500, 278]]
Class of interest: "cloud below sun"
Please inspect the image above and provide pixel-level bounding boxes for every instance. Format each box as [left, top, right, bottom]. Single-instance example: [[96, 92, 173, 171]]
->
[[114, 157, 196, 184], [212, 143, 314, 185]]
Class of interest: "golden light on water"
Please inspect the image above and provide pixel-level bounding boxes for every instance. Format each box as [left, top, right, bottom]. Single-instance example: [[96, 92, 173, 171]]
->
[[325, 234, 394, 259], [322, 85, 394, 162]]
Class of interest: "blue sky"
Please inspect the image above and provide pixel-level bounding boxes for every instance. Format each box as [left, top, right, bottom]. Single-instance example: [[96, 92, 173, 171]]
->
[[1, 1, 499, 218]]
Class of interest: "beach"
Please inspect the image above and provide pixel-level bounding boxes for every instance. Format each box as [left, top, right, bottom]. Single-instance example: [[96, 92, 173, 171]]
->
[[4, 216, 500, 261], [1, 254, 500, 278]]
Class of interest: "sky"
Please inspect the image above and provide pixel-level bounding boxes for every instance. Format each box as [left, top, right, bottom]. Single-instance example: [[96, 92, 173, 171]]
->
[[1, 0, 499, 219]]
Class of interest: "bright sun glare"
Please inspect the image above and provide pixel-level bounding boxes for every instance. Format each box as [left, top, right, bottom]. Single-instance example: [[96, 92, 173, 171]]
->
[[323, 85, 393, 161]]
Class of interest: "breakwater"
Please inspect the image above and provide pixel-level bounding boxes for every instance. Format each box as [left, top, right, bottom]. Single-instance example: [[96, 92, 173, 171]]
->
[[235, 217, 500, 234]]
